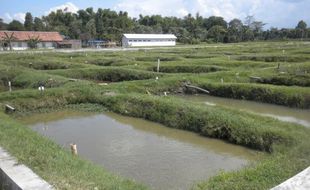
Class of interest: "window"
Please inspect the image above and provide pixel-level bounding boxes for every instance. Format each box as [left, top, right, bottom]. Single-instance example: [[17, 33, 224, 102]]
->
[[18, 42, 22, 47], [42, 42, 46, 48], [129, 40, 132, 42]]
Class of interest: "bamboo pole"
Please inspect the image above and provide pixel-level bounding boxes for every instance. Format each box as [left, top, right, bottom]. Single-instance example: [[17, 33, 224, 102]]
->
[[185, 84, 210, 94]]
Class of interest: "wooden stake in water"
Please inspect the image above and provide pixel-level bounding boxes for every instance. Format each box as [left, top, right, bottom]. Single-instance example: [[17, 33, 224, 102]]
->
[[70, 144, 78, 155], [8, 81, 11, 92], [157, 59, 160, 73]]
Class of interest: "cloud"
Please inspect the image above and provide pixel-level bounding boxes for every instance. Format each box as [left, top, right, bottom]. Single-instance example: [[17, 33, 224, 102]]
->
[[13, 13, 26, 22], [114, 0, 189, 18], [114, 0, 310, 28], [2, 12, 26, 23], [45, 2, 79, 14]]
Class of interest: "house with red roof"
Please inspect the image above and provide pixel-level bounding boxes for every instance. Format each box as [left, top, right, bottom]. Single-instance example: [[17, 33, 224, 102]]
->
[[0, 31, 63, 50]]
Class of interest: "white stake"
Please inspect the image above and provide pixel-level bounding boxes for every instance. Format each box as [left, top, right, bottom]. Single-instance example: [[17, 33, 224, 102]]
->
[[8, 81, 11, 92]]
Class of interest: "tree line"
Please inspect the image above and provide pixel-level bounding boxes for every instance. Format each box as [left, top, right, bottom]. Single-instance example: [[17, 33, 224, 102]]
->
[[0, 7, 309, 43]]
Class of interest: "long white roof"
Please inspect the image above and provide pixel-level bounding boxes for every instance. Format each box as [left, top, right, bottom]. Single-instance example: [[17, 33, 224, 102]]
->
[[123, 34, 177, 39]]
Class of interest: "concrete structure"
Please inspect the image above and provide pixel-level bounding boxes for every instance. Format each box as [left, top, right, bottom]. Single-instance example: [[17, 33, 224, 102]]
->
[[0, 31, 63, 50], [0, 147, 53, 190], [122, 34, 177, 47], [271, 167, 310, 190], [57, 40, 82, 49]]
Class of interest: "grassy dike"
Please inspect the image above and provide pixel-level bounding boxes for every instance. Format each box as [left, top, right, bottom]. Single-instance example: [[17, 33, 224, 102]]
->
[[1, 84, 309, 189]]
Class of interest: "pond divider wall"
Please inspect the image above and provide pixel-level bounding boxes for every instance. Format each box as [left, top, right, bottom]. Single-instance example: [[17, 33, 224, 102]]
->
[[0, 147, 53, 190]]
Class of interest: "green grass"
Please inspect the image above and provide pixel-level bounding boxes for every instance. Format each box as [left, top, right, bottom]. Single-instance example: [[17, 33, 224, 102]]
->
[[0, 41, 310, 189]]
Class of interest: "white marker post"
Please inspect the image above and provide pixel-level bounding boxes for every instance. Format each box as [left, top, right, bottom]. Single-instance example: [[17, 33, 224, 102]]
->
[[8, 81, 11, 92], [38, 86, 45, 95], [157, 58, 160, 73]]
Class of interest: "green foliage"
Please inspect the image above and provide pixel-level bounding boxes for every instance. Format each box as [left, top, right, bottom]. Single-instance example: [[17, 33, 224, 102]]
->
[[27, 35, 41, 49], [7, 20, 24, 31], [33, 17, 44, 31], [24, 12, 34, 30], [2, 7, 308, 43]]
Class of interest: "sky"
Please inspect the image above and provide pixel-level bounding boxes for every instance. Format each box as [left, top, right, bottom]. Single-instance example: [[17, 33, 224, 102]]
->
[[1, 0, 310, 29]]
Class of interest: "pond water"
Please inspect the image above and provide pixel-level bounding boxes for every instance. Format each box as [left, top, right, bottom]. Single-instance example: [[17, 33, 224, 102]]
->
[[20, 111, 259, 190], [179, 94, 310, 128]]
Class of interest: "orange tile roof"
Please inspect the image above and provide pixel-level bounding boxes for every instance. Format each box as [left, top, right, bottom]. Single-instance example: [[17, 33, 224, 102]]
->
[[0, 31, 63, 42]]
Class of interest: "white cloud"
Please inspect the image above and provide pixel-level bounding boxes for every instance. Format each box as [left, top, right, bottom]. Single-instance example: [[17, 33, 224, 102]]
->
[[3, 13, 12, 22], [114, 0, 189, 18], [2, 12, 26, 23], [191, 0, 257, 22], [115, 0, 310, 28], [45, 2, 79, 14], [14, 13, 26, 22]]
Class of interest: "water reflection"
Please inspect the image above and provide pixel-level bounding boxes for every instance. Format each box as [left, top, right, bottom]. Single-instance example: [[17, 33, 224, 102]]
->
[[179, 94, 310, 127]]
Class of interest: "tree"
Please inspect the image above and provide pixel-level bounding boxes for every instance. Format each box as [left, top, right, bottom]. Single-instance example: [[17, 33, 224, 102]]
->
[[33, 17, 45, 31], [296, 20, 308, 39], [228, 19, 243, 42], [203, 16, 227, 30], [296, 20, 307, 30], [0, 18, 8, 30], [86, 19, 96, 38], [1, 32, 17, 50], [24, 12, 34, 30], [183, 13, 200, 40], [208, 25, 227, 42], [8, 20, 25, 31], [244, 16, 265, 40], [27, 35, 41, 48], [69, 19, 82, 39], [244, 15, 255, 28]]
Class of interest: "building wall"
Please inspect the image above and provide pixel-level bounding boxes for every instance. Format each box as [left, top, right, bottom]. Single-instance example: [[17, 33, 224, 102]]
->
[[37, 42, 55, 49], [122, 37, 176, 47], [1, 41, 56, 50], [10, 42, 28, 50]]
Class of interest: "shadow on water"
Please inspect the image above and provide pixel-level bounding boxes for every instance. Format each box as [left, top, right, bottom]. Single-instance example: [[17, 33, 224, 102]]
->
[[19, 111, 261, 190]]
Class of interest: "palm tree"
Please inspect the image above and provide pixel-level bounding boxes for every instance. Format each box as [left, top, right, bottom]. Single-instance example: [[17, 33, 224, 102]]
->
[[27, 35, 41, 49], [1, 32, 17, 50]]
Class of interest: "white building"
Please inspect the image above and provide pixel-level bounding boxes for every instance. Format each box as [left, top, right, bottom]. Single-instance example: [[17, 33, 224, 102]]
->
[[0, 31, 63, 50], [122, 34, 177, 47]]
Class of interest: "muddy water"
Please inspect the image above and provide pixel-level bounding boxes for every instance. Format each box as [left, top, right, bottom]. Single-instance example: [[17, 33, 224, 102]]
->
[[21, 111, 259, 190], [179, 94, 310, 128]]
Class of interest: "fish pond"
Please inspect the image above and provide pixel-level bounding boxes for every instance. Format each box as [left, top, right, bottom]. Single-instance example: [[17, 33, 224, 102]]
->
[[20, 111, 260, 190]]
